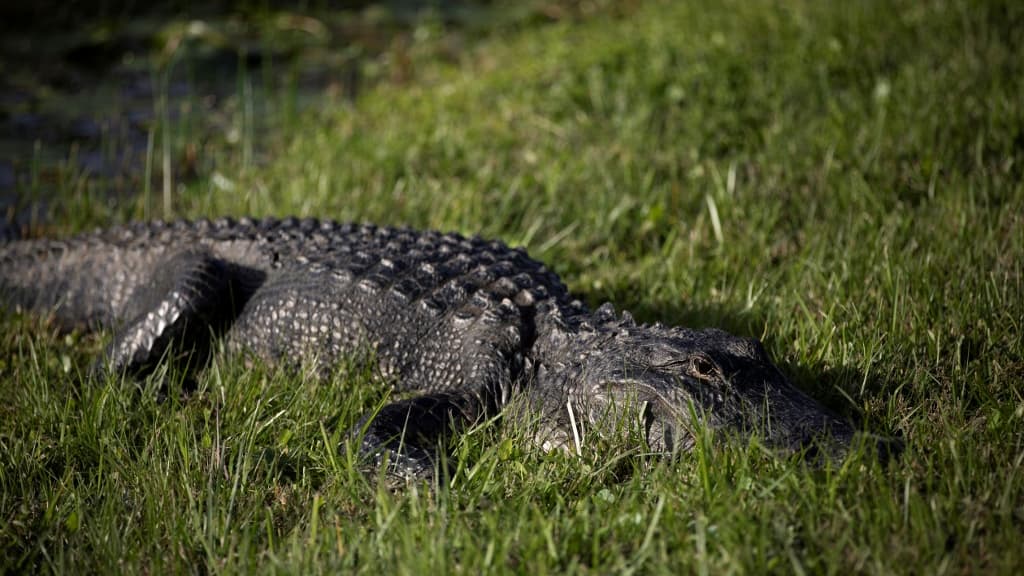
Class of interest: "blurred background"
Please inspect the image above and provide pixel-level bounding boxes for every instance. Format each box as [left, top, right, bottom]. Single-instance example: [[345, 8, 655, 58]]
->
[[0, 1, 633, 220]]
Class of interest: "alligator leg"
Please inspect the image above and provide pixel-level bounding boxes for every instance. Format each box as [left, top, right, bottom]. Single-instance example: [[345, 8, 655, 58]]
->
[[95, 250, 245, 379], [351, 389, 492, 480]]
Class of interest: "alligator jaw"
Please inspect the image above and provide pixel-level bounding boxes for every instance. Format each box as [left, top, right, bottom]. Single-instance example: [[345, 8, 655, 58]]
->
[[554, 359, 865, 463]]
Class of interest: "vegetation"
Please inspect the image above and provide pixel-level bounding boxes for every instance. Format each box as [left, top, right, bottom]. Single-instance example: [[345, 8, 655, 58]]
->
[[3, 0, 1023, 572]]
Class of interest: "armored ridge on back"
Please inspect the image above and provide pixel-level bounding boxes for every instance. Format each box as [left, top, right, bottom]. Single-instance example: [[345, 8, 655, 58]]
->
[[0, 216, 864, 478]]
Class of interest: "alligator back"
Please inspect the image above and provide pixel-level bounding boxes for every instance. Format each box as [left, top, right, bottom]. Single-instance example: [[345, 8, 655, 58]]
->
[[0, 217, 580, 393], [0, 217, 573, 330]]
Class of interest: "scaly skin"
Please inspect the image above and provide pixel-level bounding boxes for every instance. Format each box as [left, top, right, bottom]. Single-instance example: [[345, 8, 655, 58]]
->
[[1, 216, 865, 478]]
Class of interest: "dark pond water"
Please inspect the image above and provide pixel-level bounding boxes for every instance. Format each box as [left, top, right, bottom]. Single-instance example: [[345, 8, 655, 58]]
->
[[0, 1, 581, 224]]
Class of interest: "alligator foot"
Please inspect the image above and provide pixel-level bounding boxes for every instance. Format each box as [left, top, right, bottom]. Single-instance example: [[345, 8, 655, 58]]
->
[[349, 390, 490, 482]]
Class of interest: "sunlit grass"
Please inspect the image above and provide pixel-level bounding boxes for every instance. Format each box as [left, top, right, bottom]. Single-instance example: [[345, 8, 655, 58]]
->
[[3, 0, 1024, 572]]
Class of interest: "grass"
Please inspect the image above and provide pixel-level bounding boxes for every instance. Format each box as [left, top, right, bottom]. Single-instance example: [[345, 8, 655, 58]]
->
[[3, 0, 1024, 572]]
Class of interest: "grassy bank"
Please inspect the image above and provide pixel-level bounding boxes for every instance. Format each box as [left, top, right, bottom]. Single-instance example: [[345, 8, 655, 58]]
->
[[3, 0, 1023, 572]]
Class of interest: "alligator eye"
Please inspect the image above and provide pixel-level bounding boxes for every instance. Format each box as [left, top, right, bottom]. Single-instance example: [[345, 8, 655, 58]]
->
[[688, 355, 719, 379]]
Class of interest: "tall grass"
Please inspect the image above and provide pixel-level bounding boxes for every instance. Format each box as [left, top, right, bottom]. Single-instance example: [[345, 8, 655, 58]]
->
[[3, 0, 1023, 572]]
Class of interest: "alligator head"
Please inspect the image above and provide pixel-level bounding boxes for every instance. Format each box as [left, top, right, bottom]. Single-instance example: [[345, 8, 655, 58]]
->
[[527, 304, 864, 462]]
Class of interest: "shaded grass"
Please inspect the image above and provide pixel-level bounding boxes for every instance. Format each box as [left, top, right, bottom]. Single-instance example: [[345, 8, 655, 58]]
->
[[3, 0, 1024, 572]]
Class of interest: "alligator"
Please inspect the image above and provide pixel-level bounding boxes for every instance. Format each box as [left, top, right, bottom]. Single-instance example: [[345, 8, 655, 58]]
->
[[0, 217, 867, 479]]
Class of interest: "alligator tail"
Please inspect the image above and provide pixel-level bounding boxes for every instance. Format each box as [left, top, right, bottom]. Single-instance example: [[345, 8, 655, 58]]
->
[[0, 232, 157, 330]]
